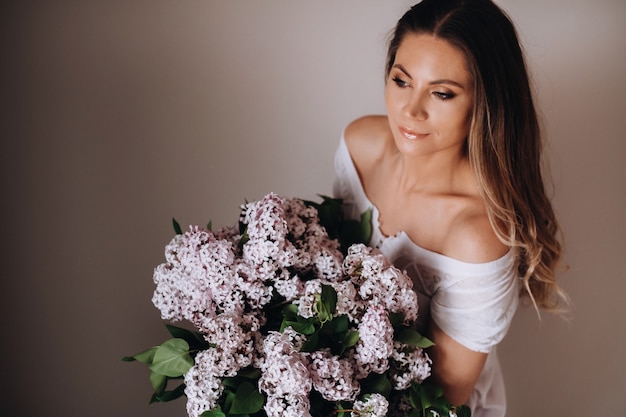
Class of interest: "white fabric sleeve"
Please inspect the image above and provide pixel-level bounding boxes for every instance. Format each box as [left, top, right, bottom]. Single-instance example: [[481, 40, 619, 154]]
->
[[430, 264, 520, 353]]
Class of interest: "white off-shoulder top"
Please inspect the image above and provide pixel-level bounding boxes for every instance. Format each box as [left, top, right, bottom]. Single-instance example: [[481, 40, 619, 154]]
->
[[333, 135, 520, 416]]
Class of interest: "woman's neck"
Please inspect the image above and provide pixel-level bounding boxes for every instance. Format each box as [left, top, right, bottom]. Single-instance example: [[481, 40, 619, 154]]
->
[[391, 149, 474, 196]]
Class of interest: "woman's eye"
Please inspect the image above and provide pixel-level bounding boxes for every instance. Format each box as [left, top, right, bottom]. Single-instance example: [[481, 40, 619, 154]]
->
[[392, 76, 410, 88], [433, 91, 455, 100]]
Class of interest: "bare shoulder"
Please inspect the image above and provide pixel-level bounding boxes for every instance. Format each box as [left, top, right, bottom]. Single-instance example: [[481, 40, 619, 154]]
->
[[343, 115, 391, 169], [444, 201, 509, 263]]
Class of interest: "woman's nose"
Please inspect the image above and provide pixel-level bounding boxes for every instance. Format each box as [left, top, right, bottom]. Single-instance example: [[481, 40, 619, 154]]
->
[[404, 92, 428, 120]]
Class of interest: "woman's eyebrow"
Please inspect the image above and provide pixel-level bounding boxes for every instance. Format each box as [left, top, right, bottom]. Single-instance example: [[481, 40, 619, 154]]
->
[[392, 64, 466, 89], [430, 79, 465, 89], [393, 64, 413, 79]]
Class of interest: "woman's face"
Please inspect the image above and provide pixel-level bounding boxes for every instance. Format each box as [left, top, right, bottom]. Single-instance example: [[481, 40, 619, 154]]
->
[[385, 33, 474, 159]]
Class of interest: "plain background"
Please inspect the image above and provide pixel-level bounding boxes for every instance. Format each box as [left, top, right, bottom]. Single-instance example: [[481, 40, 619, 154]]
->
[[2, 1, 625, 416]]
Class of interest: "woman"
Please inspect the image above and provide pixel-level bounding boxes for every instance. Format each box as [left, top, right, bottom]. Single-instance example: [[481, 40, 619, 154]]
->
[[333, 0, 568, 415]]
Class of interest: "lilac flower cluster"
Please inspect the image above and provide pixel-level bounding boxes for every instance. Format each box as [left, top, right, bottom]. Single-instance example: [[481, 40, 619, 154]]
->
[[150, 193, 431, 417], [352, 393, 389, 417], [257, 328, 311, 416]]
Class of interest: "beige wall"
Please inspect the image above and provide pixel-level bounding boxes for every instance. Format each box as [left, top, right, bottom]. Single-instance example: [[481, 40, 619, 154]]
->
[[3, 1, 625, 415]]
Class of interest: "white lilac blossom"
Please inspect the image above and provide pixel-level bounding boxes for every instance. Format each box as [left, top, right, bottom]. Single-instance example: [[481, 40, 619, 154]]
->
[[184, 350, 226, 417], [389, 341, 432, 390], [354, 305, 394, 371], [264, 394, 311, 417], [314, 247, 344, 280], [350, 393, 389, 417], [296, 280, 323, 319]]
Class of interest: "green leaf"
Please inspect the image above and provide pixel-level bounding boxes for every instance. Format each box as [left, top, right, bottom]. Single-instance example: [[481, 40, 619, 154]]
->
[[149, 338, 193, 377], [283, 319, 316, 335], [222, 390, 235, 413], [280, 303, 318, 334], [359, 208, 373, 243], [238, 227, 250, 250], [300, 330, 320, 352], [206, 220, 212, 231], [165, 324, 208, 349], [221, 377, 238, 389], [303, 196, 374, 254], [280, 303, 299, 330], [454, 405, 472, 417], [306, 195, 344, 240], [430, 394, 452, 413], [282, 303, 299, 318], [150, 383, 186, 403], [149, 370, 167, 394], [316, 284, 337, 322], [200, 407, 227, 417], [121, 346, 158, 364], [228, 381, 264, 414], [408, 384, 422, 410], [328, 315, 349, 335], [360, 372, 391, 397], [237, 367, 261, 380], [388, 312, 405, 327], [342, 330, 360, 349], [321, 283, 337, 311], [172, 217, 183, 235], [409, 380, 445, 412], [316, 204, 339, 236], [396, 328, 435, 348]]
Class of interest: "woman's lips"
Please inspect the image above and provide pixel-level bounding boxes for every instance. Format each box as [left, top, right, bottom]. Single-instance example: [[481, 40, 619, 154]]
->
[[400, 126, 429, 140]]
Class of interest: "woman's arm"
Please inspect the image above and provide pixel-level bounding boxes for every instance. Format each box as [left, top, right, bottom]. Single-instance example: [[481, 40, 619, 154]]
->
[[427, 321, 488, 406], [427, 210, 505, 405]]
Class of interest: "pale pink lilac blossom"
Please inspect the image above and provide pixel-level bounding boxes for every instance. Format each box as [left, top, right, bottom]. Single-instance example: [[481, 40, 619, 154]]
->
[[240, 193, 343, 301], [258, 328, 312, 416], [343, 244, 418, 324], [148, 193, 431, 417], [331, 280, 363, 322], [306, 349, 360, 402], [152, 227, 238, 326], [242, 193, 289, 242], [354, 305, 394, 372], [183, 350, 226, 417]]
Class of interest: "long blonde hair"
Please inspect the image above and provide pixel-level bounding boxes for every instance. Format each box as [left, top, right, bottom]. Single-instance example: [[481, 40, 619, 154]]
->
[[386, 0, 568, 312]]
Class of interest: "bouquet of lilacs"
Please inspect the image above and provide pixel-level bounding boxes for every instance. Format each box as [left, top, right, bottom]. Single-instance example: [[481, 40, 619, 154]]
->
[[124, 193, 469, 417]]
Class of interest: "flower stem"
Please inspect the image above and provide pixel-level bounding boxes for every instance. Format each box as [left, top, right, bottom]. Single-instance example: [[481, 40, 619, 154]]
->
[[329, 409, 357, 416]]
